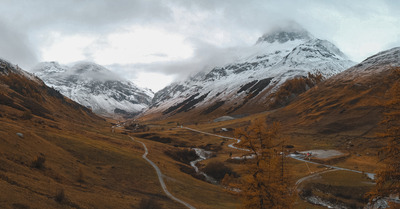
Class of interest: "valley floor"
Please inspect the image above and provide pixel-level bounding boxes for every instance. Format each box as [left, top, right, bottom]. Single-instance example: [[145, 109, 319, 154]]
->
[[0, 111, 382, 209], [128, 117, 382, 209]]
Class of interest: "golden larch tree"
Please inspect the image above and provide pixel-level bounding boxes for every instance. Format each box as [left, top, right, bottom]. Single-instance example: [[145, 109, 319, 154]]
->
[[234, 119, 294, 209], [369, 68, 400, 208]]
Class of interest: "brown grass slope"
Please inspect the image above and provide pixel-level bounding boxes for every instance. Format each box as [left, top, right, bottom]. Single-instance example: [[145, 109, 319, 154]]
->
[[134, 48, 400, 209], [0, 62, 184, 208], [270, 47, 400, 138]]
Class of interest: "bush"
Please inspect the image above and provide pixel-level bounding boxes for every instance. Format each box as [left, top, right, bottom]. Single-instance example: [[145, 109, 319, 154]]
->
[[300, 188, 313, 198], [203, 161, 237, 181], [77, 167, 85, 183], [55, 188, 65, 203], [139, 198, 162, 209], [20, 98, 51, 118], [12, 203, 30, 209], [31, 155, 45, 169], [269, 72, 324, 109], [179, 164, 206, 181], [21, 110, 33, 120], [164, 149, 198, 164]]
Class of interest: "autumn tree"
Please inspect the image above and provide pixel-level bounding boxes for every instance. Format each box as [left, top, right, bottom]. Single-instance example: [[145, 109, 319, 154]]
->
[[233, 119, 294, 209], [369, 68, 400, 208], [269, 72, 324, 109]]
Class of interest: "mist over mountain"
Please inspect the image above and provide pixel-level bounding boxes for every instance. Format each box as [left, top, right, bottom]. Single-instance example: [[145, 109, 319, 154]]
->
[[143, 26, 355, 120], [32, 61, 154, 118]]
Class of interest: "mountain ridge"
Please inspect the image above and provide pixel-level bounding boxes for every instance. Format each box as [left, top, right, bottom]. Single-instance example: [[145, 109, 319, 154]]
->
[[268, 46, 400, 137], [32, 61, 154, 118], [142, 26, 355, 121]]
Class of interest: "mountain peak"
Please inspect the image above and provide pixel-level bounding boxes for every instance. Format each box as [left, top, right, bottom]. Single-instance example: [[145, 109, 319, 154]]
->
[[32, 61, 153, 117], [256, 25, 312, 45], [71, 61, 110, 74], [31, 61, 66, 74]]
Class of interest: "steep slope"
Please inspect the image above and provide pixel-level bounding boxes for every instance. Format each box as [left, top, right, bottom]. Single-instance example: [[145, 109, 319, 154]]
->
[[270, 47, 400, 137], [0, 58, 187, 208], [0, 58, 100, 124], [32, 61, 153, 118], [143, 26, 355, 121]]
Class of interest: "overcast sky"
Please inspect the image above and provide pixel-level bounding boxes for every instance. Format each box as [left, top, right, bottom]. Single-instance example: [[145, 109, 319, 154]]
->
[[1, 0, 400, 91]]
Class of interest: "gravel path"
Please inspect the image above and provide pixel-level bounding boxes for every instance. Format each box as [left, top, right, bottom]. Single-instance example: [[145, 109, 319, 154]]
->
[[130, 136, 196, 209], [181, 126, 375, 179]]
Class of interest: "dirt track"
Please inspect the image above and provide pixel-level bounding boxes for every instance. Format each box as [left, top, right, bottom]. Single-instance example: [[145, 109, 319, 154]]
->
[[130, 136, 196, 209]]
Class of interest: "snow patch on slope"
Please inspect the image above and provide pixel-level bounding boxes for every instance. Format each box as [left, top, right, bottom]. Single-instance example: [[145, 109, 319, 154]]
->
[[0, 58, 42, 83]]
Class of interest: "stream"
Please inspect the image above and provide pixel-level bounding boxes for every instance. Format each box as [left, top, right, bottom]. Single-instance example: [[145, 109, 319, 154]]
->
[[190, 148, 218, 184], [181, 126, 380, 208]]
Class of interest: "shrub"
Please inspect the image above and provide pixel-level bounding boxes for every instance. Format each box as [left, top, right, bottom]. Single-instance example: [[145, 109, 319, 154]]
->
[[139, 198, 162, 209], [77, 167, 85, 183], [12, 203, 30, 209], [31, 155, 45, 169], [164, 149, 198, 164], [20, 98, 50, 118], [203, 161, 237, 181], [55, 188, 65, 203], [269, 72, 324, 109], [21, 110, 33, 120]]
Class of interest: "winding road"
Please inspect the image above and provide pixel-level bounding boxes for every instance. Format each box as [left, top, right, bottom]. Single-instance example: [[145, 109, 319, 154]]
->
[[181, 126, 249, 151], [289, 154, 375, 179], [129, 136, 196, 209], [181, 126, 375, 179]]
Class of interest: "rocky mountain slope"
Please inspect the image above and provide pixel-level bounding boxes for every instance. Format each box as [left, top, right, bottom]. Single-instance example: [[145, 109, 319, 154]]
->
[[32, 61, 153, 118], [0, 58, 102, 126], [143, 26, 355, 120]]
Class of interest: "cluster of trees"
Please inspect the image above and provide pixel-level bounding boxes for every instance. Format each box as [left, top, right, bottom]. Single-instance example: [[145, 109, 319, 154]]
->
[[223, 67, 400, 208], [368, 68, 400, 208], [269, 72, 324, 109], [226, 119, 294, 209]]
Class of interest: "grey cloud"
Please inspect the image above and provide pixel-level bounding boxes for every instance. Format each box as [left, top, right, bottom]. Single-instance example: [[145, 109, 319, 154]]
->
[[1, 0, 400, 90], [147, 53, 169, 58], [0, 0, 173, 39], [0, 20, 38, 68], [106, 40, 253, 82]]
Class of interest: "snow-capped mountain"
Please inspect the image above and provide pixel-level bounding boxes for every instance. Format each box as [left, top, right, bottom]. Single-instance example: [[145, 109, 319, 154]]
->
[[331, 47, 400, 82], [32, 61, 153, 117], [1, 58, 41, 83], [1, 58, 100, 122], [272, 46, 400, 136], [145, 26, 355, 119]]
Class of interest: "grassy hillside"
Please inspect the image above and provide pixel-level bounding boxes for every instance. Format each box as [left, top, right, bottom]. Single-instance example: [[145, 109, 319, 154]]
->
[[0, 64, 185, 208], [0, 61, 240, 209]]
